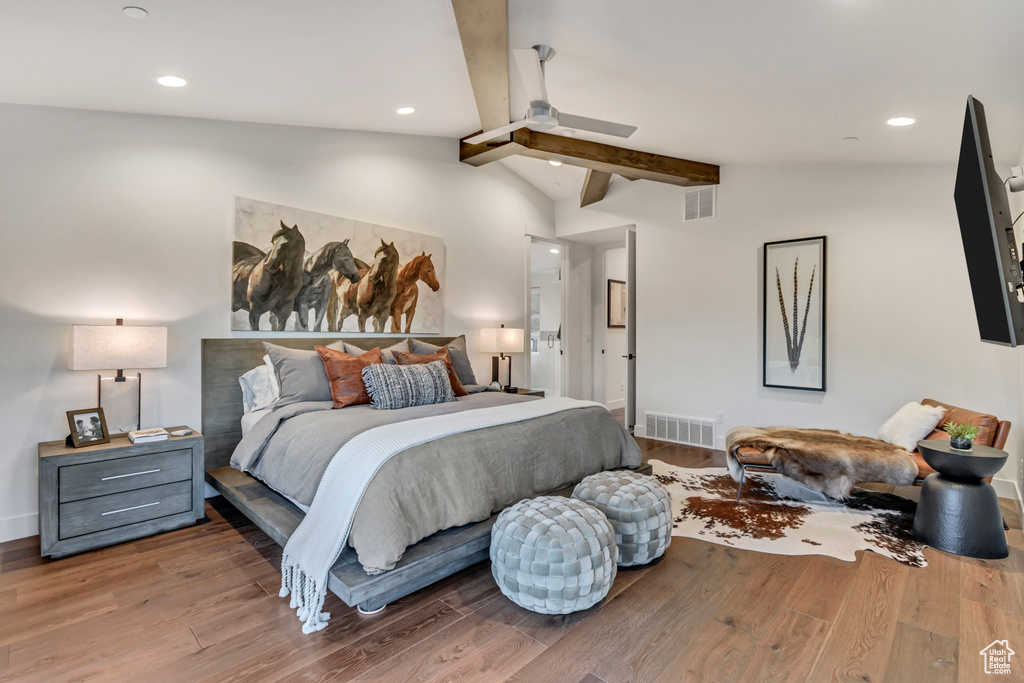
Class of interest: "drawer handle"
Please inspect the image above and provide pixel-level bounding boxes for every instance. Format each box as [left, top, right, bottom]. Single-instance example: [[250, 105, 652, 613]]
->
[[101, 502, 160, 516], [101, 469, 160, 481]]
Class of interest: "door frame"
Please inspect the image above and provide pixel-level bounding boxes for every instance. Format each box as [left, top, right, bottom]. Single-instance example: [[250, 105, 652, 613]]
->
[[525, 234, 567, 396]]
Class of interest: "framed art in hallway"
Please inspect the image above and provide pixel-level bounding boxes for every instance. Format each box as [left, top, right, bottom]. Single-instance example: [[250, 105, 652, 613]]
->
[[607, 279, 626, 328], [763, 236, 826, 391]]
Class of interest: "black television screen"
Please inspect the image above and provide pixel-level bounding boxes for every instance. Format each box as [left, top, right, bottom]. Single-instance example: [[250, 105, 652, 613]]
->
[[953, 95, 1024, 347]]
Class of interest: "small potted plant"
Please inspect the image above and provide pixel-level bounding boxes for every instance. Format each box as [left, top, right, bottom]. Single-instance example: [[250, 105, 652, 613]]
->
[[944, 421, 980, 451]]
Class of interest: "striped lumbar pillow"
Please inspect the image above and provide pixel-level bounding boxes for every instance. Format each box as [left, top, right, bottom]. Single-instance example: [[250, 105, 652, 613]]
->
[[361, 360, 455, 410]]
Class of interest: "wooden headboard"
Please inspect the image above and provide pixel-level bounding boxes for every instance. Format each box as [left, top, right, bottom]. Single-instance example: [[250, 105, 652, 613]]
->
[[201, 337, 456, 469]]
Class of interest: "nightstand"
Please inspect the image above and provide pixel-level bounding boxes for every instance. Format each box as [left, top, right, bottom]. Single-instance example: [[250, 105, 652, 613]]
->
[[507, 388, 545, 397], [39, 427, 204, 558]]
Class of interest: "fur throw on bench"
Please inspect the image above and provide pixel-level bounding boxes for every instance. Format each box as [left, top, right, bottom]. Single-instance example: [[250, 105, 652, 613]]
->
[[726, 426, 919, 500]]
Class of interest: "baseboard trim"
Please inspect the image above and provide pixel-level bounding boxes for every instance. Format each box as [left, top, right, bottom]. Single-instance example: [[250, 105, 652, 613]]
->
[[0, 511, 38, 544], [992, 477, 1023, 509], [605, 399, 625, 411]]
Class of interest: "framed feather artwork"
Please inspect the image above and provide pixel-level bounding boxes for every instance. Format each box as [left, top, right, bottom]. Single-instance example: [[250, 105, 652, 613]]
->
[[763, 236, 826, 391]]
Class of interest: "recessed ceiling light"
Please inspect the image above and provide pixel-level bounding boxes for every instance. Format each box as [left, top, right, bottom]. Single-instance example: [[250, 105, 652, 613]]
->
[[157, 75, 187, 88], [550, 248, 560, 254], [553, 182, 561, 187], [843, 136, 860, 142], [887, 117, 917, 127], [562, 129, 576, 137], [549, 160, 562, 167], [123, 6, 148, 18], [396, 107, 415, 115]]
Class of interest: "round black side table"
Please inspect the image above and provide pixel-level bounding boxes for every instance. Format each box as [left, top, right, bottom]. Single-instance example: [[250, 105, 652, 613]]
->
[[912, 440, 1008, 559]]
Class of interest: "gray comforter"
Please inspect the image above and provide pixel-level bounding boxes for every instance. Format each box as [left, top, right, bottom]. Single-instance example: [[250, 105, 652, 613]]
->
[[231, 392, 641, 572]]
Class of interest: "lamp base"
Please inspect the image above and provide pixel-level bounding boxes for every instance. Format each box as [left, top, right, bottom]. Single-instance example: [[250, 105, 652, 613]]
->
[[99, 373, 141, 433]]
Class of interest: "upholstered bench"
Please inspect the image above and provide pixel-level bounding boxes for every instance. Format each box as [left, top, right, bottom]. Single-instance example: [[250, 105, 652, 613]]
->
[[572, 471, 672, 566], [732, 398, 1011, 500], [490, 496, 616, 614]]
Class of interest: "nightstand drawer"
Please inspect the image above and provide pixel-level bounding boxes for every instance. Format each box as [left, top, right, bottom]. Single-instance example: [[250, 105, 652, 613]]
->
[[59, 449, 192, 503], [59, 481, 192, 540]]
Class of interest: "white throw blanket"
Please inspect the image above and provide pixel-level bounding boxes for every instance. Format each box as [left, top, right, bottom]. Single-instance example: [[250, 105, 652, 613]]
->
[[280, 396, 604, 633]]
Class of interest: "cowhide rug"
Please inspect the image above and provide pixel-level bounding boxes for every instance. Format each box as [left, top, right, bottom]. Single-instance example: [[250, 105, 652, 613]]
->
[[650, 459, 927, 567]]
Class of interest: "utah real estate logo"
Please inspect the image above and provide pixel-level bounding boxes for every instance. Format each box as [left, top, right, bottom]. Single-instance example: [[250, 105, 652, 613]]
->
[[980, 640, 1015, 675]]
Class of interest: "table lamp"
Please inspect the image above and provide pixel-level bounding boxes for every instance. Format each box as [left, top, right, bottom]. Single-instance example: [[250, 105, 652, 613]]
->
[[69, 319, 168, 432], [479, 325, 524, 392]]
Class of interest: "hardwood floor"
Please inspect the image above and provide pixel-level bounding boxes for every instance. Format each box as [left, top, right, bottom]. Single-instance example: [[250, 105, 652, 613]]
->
[[2, 438, 1022, 682]]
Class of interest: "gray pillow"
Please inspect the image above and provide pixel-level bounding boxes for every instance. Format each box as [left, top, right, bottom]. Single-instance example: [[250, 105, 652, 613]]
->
[[410, 335, 477, 386], [263, 341, 346, 407], [361, 361, 455, 410], [343, 338, 411, 365]]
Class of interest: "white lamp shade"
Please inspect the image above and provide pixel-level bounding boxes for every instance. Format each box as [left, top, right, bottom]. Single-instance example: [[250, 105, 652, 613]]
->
[[69, 325, 168, 370], [479, 327, 525, 354]]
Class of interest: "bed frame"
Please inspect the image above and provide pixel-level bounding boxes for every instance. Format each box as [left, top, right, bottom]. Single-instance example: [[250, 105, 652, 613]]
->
[[201, 336, 650, 613]]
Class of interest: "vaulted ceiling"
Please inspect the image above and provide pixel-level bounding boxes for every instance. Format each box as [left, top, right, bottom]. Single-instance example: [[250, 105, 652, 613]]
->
[[2, 1, 1023, 200]]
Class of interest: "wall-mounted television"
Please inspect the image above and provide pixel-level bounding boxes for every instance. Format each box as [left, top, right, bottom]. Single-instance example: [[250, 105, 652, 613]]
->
[[953, 95, 1024, 347]]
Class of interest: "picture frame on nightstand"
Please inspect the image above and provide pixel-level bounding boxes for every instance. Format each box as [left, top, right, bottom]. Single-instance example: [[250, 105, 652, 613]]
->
[[66, 407, 111, 448]]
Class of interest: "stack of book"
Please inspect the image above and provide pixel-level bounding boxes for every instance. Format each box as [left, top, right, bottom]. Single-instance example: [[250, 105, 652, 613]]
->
[[128, 428, 169, 444]]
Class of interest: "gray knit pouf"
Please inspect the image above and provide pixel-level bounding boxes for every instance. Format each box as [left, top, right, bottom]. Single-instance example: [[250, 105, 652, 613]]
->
[[572, 470, 672, 566], [490, 496, 617, 614]]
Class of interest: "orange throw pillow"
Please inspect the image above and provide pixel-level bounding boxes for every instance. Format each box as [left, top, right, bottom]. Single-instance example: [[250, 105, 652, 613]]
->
[[392, 347, 469, 397], [315, 345, 383, 408]]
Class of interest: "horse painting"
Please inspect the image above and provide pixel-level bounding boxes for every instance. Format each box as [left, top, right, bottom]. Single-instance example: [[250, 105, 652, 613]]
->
[[390, 252, 440, 333], [335, 239, 400, 333], [293, 240, 361, 332], [232, 221, 306, 331]]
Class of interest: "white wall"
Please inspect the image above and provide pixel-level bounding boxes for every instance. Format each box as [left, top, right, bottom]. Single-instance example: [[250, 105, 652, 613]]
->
[[557, 164, 1022, 497], [0, 104, 554, 542]]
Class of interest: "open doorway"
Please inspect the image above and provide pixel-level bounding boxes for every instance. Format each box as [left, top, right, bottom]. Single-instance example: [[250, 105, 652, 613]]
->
[[529, 237, 564, 397], [563, 224, 636, 430]]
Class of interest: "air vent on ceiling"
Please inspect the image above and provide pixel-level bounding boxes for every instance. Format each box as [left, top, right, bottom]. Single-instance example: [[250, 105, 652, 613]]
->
[[683, 186, 716, 222], [644, 411, 716, 448]]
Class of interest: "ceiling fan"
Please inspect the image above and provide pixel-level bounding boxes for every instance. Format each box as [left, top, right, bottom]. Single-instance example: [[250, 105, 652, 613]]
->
[[464, 45, 638, 146]]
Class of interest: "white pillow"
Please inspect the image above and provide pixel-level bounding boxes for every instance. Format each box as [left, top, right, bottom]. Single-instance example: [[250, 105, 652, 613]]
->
[[876, 402, 946, 452], [238, 356, 280, 414]]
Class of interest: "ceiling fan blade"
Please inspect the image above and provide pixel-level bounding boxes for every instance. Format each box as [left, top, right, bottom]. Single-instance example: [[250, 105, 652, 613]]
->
[[512, 47, 548, 105], [464, 119, 531, 145], [557, 113, 637, 138]]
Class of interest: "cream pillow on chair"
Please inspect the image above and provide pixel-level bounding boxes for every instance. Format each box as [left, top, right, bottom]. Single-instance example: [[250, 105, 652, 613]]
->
[[876, 402, 946, 452]]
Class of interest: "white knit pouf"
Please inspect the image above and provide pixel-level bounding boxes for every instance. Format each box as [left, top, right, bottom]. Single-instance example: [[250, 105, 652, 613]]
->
[[572, 471, 672, 566], [490, 496, 617, 614]]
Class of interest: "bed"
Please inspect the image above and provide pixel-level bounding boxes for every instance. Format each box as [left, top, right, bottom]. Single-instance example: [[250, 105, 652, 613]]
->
[[201, 337, 645, 613]]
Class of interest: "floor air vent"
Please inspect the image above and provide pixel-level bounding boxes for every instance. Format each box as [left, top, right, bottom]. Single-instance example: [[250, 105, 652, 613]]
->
[[644, 412, 716, 448]]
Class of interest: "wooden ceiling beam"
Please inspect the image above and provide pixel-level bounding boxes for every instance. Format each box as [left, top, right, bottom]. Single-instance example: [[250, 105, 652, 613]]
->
[[451, 0, 510, 134], [580, 170, 613, 207], [459, 129, 719, 188], [514, 130, 719, 187]]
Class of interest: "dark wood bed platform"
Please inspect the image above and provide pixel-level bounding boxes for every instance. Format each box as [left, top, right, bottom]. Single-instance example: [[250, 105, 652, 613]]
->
[[201, 336, 650, 613]]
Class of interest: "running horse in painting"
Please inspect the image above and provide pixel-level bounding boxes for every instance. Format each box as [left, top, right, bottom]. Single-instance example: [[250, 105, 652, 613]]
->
[[333, 240, 400, 333], [231, 221, 306, 331], [389, 252, 439, 333], [292, 240, 361, 332]]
